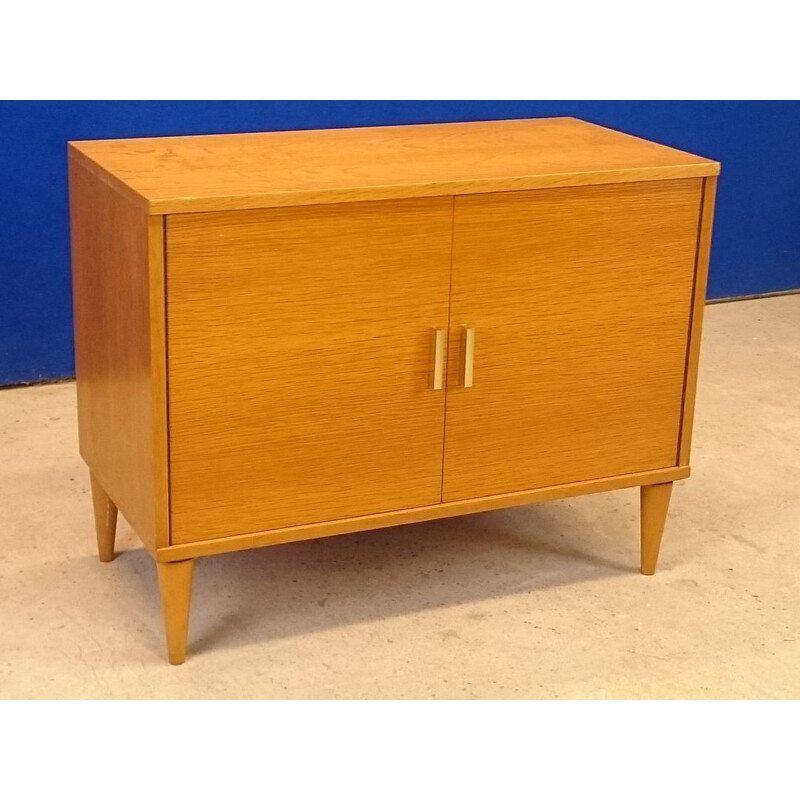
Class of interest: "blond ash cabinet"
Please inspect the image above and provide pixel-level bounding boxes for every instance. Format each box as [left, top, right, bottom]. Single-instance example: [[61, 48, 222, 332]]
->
[[68, 118, 719, 664]]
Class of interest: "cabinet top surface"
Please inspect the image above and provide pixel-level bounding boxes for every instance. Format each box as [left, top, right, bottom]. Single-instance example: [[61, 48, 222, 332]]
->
[[68, 117, 719, 215]]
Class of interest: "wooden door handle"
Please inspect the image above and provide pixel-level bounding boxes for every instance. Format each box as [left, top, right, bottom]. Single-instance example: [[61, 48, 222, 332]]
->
[[463, 327, 476, 388], [431, 328, 446, 390]]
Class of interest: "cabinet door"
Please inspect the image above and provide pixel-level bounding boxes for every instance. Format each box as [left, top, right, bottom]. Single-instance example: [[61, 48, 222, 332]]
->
[[167, 198, 452, 544], [443, 180, 703, 502]]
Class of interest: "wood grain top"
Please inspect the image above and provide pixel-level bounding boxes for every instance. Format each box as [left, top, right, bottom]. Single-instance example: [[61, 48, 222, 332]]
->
[[68, 117, 720, 215]]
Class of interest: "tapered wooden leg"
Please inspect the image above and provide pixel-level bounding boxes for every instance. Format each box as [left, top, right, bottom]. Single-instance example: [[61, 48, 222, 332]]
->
[[90, 473, 117, 563], [640, 482, 673, 575], [157, 559, 195, 665]]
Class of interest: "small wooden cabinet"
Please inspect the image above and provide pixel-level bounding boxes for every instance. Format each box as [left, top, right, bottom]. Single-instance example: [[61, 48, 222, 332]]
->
[[69, 118, 719, 664]]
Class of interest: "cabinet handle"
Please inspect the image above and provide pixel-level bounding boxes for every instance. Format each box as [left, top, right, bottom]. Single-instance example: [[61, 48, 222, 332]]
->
[[431, 328, 446, 390], [463, 327, 476, 388]]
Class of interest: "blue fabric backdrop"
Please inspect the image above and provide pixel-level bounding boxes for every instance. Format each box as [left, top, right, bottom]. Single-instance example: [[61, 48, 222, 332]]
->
[[1, 100, 798, 385]]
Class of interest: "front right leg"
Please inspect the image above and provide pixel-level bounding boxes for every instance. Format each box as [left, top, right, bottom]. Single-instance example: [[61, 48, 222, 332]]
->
[[640, 482, 673, 575]]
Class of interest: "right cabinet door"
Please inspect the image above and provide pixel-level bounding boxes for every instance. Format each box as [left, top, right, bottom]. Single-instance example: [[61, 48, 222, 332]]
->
[[442, 179, 703, 503]]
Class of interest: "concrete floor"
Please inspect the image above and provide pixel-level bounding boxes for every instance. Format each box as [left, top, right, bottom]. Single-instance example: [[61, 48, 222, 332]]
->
[[1, 295, 798, 699]]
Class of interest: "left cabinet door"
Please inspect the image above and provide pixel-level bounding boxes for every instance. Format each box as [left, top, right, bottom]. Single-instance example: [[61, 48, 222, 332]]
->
[[166, 198, 453, 544]]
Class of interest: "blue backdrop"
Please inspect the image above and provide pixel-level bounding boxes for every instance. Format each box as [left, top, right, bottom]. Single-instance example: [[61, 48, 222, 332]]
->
[[1, 100, 798, 385]]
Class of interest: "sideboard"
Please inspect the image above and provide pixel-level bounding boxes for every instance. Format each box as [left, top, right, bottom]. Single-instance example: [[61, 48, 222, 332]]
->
[[69, 117, 719, 663]]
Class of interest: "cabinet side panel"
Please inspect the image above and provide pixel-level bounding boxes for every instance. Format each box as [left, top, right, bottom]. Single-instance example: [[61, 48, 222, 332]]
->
[[69, 157, 168, 552], [678, 176, 718, 465]]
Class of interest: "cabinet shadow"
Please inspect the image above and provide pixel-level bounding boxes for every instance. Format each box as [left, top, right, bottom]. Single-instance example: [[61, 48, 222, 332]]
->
[[114, 497, 638, 660]]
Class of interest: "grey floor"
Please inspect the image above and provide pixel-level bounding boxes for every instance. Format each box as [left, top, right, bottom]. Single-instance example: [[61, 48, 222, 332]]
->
[[1, 295, 798, 699]]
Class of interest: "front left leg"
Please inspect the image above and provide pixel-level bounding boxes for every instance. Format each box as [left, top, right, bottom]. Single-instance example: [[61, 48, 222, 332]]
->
[[157, 559, 195, 665]]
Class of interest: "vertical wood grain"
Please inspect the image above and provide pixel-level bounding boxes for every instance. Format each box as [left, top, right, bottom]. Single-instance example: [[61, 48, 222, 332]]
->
[[148, 216, 170, 546], [443, 179, 703, 502], [678, 176, 718, 465], [69, 158, 169, 553], [166, 198, 452, 544]]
